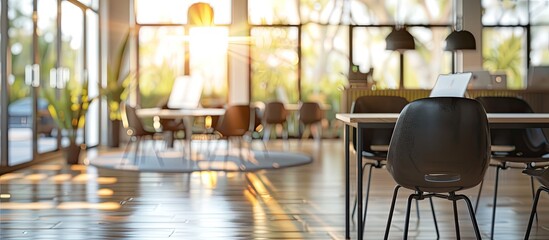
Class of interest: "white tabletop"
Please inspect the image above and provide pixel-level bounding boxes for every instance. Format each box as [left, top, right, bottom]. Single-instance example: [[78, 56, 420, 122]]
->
[[137, 108, 226, 118], [336, 113, 549, 125]]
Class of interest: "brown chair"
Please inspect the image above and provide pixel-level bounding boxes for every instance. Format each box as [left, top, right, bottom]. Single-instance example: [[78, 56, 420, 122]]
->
[[121, 103, 163, 166], [158, 102, 186, 148], [212, 105, 252, 168], [262, 101, 288, 141], [299, 102, 323, 140]]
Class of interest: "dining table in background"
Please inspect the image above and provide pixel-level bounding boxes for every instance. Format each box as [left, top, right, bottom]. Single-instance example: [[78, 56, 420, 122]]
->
[[136, 108, 226, 161]]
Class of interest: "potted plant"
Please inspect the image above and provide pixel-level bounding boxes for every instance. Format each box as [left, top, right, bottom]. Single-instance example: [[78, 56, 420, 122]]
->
[[103, 31, 132, 147], [42, 79, 96, 164]]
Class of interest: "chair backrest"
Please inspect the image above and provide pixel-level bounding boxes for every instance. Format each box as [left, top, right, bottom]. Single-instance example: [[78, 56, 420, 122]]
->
[[121, 103, 148, 137], [387, 97, 490, 193], [264, 101, 287, 124], [159, 102, 185, 131], [351, 96, 409, 154], [215, 105, 251, 137], [476, 96, 549, 157], [299, 102, 322, 125]]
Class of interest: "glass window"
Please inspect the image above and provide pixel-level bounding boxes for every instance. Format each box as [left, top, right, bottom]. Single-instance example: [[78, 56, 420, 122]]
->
[[248, 0, 299, 25], [300, 23, 348, 113], [350, 0, 452, 25], [78, 0, 99, 10], [37, 0, 58, 154], [530, 0, 549, 24], [352, 27, 398, 88], [61, 1, 85, 147], [405, 27, 452, 89], [138, 26, 185, 108], [189, 26, 229, 107], [8, 0, 34, 166], [482, 27, 527, 89], [300, 0, 347, 25], [482, 0, 529, 25], [86, 9, 100, 147], [530, 26, 549, 65], [250, 27, 299, 104], [135, 0, 231, 24]]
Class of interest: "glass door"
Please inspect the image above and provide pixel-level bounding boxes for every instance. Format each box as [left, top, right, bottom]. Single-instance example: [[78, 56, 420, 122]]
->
[[37, 0, 58, 154], [60, 1, 84, 148], [7, 0, 34, 165], [85, 9, 99, 147]]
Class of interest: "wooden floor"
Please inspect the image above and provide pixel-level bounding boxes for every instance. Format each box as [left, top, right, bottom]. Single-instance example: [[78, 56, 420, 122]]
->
[[1, 139, 548, 239]]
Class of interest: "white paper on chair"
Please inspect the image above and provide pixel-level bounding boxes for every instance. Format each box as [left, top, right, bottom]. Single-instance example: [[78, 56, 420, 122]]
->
[[429, 72, 472, 97], [167, 75, 203, 109]]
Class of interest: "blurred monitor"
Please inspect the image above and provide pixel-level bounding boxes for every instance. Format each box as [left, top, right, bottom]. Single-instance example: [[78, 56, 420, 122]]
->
[[468, 71, 491, 89], [528, 66, 549, 89], [167, 75, 203, 109], [468, 70, 507, 89], [430, 72, 472, 97], [490, 72, 507, 89]]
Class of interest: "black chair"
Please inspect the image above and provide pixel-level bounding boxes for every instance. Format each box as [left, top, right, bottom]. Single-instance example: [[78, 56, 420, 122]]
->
[[385, 97, 490, 239], [121, 103, 163, 166], [475, 96, 549, 239], [349, 96, 415, 224], [522, 167, 549, 239]]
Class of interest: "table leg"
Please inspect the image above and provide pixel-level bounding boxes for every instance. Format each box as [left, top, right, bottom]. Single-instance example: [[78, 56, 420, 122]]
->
[[345, 125, 350, 239], [183, 116, 193, 164], [357, 125, 364, 240]]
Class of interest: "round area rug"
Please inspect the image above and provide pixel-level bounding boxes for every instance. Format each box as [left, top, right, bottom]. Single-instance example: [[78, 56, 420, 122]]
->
[[89, 149, 313, 173]]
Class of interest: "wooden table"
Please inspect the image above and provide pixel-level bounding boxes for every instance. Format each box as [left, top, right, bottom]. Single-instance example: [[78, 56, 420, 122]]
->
[[336, 113, 549, 239], [137, 108, 226, 160]]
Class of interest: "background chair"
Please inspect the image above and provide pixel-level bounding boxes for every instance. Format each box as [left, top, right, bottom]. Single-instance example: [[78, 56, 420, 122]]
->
[[523, 167, 549, 239], [158, 102, 186, 149], [349, 96, 412, 224], [212, 105, 252, 169], [385, 97, 490, 239], [262, 101, 288, 141], [475, 96, 549, 239], [121, 103, 163, 166], [299, 102, 323, 140]]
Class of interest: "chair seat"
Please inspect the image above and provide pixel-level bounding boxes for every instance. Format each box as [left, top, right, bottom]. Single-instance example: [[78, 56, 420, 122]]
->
[[490, 145, 515, 152]]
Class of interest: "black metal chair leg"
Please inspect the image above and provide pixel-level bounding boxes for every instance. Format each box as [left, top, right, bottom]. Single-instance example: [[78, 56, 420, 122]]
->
[[525, 187, 546, 240], [452, 197, 461, 239], [403, 194, 416, 240], [460, 194, 482, 239], [384, 185, 401, 240], [121, 136, 134, 165], [352, 163, 369, 219], [530, 176, 539, 224], [415, 196, 421, 220], [362, 164, 375, 232], [491, 166, 501, 240], [134, 136, 142, 166], [475, 179, 484, 214], [429, 197, 440, 239]]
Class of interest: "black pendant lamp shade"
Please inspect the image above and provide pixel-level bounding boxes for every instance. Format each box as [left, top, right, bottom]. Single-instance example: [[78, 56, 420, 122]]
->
[[444, 30, 476, 51], [385, 28, 415, 51]]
